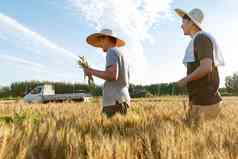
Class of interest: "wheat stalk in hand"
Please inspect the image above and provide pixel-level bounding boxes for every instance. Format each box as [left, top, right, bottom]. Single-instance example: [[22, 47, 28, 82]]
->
[[78, 56, 95, 89]]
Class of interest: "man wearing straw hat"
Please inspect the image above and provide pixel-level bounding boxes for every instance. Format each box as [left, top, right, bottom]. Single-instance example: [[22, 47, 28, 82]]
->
[[174, 8, 225, 121], [84, 29, 130, 118]]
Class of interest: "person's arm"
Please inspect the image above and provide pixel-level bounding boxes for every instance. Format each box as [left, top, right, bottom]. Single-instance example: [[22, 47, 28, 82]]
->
[[84, 49, 119, 81], [187, 58, 212, 81], [84, 64, 118, 81], [177, 34, 213, 87]]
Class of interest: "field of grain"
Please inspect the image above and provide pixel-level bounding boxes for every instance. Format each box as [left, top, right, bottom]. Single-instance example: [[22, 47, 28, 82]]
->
[[0, 97, 237, 159]]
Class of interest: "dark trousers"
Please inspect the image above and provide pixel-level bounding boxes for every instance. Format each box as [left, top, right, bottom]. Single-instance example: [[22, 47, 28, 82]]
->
[[102, 101, 129, 118]]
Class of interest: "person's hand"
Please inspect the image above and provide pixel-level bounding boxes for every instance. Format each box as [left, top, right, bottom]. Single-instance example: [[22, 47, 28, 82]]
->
[[84, 67, 93, 77], [176, 77, 190, 88]]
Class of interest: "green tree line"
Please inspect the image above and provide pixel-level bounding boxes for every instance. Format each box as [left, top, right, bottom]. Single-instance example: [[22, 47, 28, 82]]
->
[[0, 72, 237, 99], [0, 81, 102, 99]]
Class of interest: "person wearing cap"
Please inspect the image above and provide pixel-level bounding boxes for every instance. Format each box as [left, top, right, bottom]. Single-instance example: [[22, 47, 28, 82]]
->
[[84, 29, 130, 118], [174, 8, 225, 121]]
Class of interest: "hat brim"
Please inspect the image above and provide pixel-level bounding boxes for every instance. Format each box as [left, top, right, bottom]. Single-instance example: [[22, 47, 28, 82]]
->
[[87, 33, 125, 48], [174, 8, 202, 30]]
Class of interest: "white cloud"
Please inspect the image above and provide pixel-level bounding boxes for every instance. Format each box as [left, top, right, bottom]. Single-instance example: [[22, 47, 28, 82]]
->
[[0, 54, 45, 69], [0, 13, 86, 84], [67, 0, 173, 84], [0, 13, 78, 60]]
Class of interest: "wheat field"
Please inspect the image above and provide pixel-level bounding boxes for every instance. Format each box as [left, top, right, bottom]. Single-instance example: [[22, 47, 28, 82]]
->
[[0, 97, 237, 159]]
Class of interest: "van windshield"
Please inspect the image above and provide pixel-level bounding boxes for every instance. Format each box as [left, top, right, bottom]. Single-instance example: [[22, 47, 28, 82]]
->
[[31, 87, 42, 95]]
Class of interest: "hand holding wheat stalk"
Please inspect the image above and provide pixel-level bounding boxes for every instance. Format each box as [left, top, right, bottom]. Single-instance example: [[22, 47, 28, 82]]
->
[[78, 56, 96, 90]]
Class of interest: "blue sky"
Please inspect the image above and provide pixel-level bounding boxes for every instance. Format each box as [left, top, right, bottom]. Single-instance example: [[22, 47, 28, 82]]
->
[[0, 0, 237, 87]]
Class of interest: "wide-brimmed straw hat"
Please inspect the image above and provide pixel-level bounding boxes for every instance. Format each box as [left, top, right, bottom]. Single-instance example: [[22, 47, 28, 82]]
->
[[86, 29, 125, 48], [175, 8, 204, 29]]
